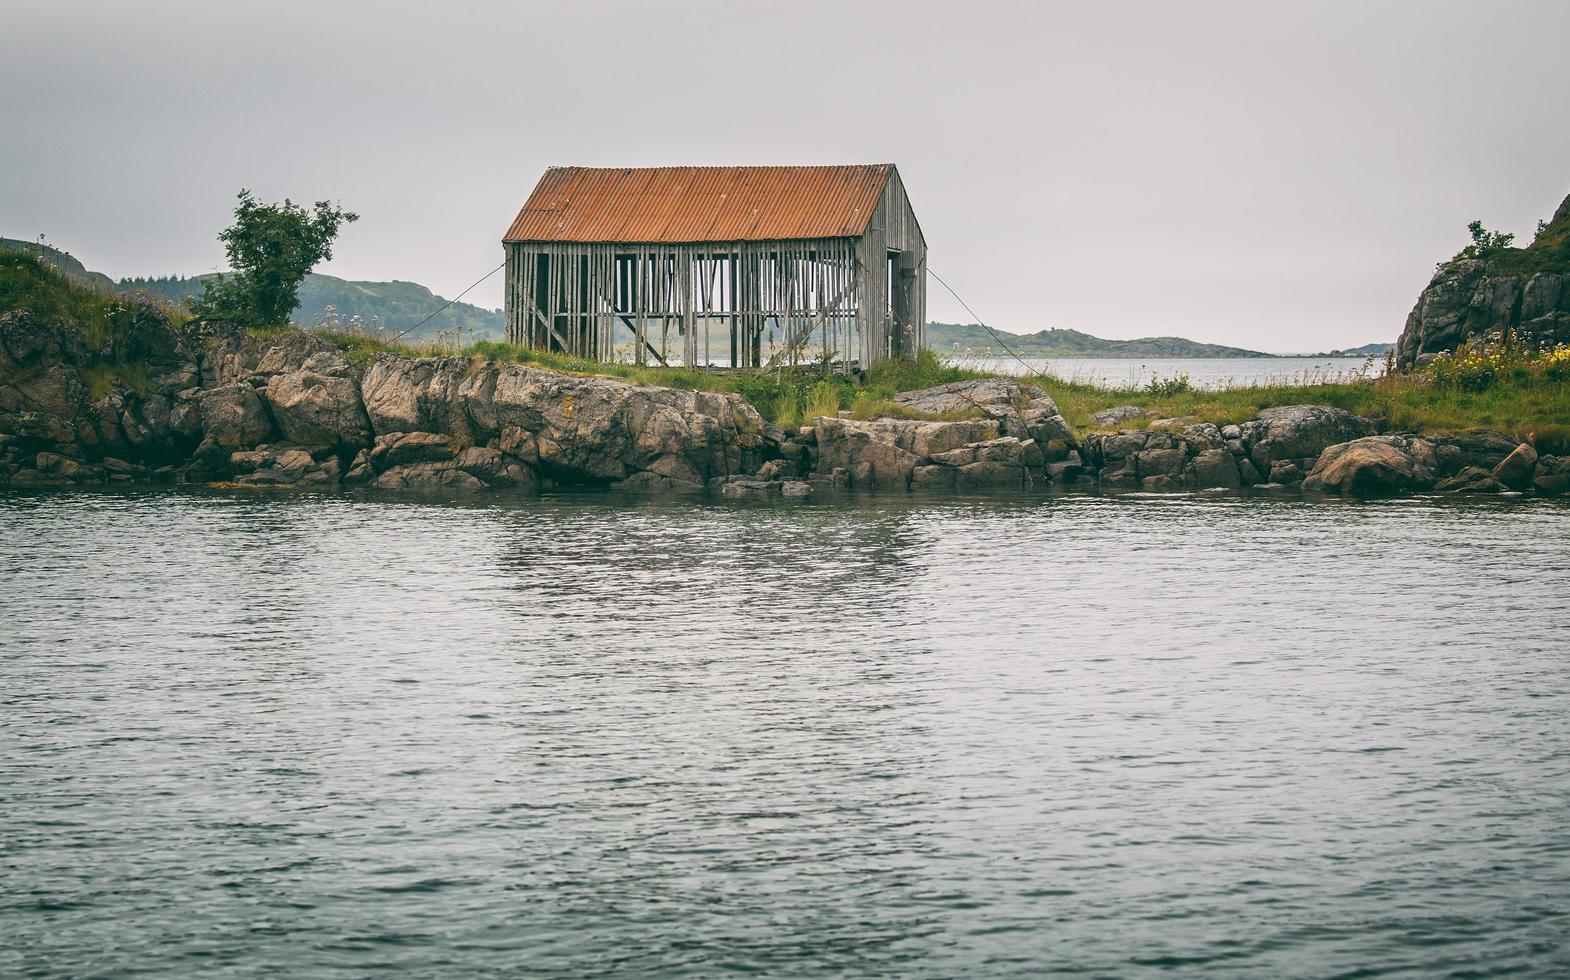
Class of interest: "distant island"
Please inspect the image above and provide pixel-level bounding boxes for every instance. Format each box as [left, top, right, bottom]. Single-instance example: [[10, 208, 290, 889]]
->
[[1310, 342, 1395, 357], [927, 323, 1396, 359], [927, 322, 1276, 358]]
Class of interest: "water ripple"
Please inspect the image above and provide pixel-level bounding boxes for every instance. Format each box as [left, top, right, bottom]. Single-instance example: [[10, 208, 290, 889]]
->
[[2, 487, 1569, 976]]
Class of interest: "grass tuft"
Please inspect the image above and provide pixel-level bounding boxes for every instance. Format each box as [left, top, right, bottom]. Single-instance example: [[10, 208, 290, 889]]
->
[[81, 362, 152, 401]]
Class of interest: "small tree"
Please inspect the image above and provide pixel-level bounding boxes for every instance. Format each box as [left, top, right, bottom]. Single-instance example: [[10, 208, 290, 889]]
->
[[193, 189, 357, 324], [1455, 219, 1515, 261]]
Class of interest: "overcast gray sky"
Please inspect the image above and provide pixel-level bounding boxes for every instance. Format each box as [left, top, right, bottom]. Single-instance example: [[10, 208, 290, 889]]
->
[[3, 0, 1567, 351]]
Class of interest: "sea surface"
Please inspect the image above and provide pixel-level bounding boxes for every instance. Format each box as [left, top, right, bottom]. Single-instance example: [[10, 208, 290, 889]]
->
[[3, 487, 1569, 977], [949, 355, 1380, 389]]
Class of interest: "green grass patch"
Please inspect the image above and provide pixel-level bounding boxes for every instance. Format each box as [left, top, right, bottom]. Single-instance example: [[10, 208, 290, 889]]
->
[[741, 348, 989, 425], [2, 252, 124, 340], [1442, 202, 1570, 278], [313, 330, 434, 364], [2, 253, 164, 401], [1036, 369, 1569, 446], [81, 361, 152, 401], [860, 347, 992, 396], [1530, 423, 1570, 456], [1481, 215, 1570, 277]]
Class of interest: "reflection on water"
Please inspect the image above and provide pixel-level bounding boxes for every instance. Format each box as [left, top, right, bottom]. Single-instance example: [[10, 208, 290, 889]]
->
[[3, 487, 1569, 976]]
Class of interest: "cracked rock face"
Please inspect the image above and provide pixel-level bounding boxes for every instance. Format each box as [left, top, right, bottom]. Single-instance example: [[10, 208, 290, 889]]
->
[[1242, 405, 1377, 474], [266, 367, 373, 449], [891, 377, 1055, 417], [356, 355, 767, 488], [812, 416, 1044, 490], [1398, 263, 1570, 365], [360, 355, 495, 444], [265, 358, 373, 450], [487, 365, 765, 486], [196, 383, 275, 449], [1303, 436, 1439, 495], [1396, 191, 1570, 364], [890, 378, 1077, 462]]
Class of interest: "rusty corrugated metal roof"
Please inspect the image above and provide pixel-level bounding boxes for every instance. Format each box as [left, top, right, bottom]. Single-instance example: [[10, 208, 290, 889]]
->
[[503, 165, 894, 243]]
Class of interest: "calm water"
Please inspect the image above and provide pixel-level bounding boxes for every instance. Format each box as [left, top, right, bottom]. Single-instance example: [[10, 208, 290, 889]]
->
[[951, 355, 1381, 389], [3, 487, 1569, 977]]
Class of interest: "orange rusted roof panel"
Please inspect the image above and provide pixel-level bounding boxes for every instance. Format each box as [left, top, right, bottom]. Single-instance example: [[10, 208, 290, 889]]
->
[[503, 165, 894, 243]]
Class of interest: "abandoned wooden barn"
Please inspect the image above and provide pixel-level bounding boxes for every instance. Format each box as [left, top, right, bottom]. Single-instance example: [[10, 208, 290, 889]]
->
[[501, 164, 926, 370]]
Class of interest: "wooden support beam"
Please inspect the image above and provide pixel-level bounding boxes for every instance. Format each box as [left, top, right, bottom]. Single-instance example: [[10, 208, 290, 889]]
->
[[617, 315, 669, 366], [765, 276, 857, 369], [527, 300, 573, 354]]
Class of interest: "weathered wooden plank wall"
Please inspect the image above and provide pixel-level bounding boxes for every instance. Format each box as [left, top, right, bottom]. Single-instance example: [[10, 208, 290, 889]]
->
[[869, 168, 928, 360]]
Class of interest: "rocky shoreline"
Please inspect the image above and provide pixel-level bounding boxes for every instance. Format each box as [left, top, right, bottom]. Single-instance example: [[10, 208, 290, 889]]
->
[[2, 309, 1567, 500], [1080, 404, 1565, 496]]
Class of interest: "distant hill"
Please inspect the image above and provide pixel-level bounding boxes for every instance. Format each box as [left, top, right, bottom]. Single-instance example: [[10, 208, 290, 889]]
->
[[119, 272, 503, 341], [927, 322, 1271, 358], [3, 237, 503, 340], [0, 238, 116, 293]]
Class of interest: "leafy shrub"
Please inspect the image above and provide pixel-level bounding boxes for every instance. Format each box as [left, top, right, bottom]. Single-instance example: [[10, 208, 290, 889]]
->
[[1144, 372, 1193, 397], [1541, 343, 1570, 382], [192, 189, 357, 325], [1456, 220, 1516, 260], [1429, 347, 1500, 391], [1425, 336, 1570, 392]]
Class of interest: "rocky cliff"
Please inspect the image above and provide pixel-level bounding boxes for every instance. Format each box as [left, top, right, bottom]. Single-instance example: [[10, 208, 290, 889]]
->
[[1396, 191, 1570, 365]]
